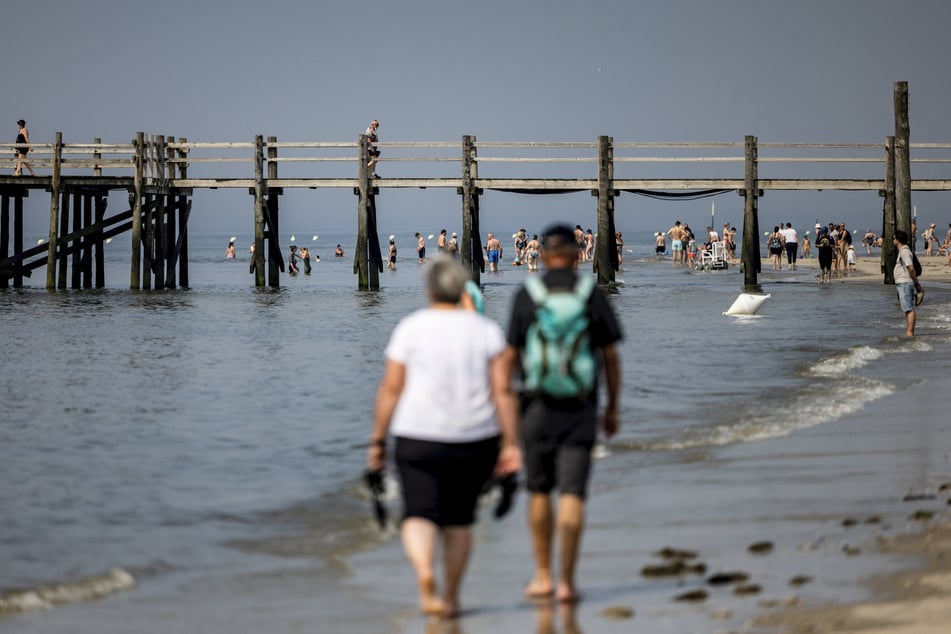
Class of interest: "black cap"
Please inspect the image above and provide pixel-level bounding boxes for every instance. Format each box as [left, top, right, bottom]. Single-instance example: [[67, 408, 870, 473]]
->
[[542, 224, 576, 248]]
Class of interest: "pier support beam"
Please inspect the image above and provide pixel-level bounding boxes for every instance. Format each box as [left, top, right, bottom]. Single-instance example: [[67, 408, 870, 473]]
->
[[741, 135, 761, 286], [461, 135, 484, 284], [354, 134, 383, 290], [893, 81, 912, 245], [594, 135, 617, 284], [266, 136, 283, 288], [252, 135, 266, 287], [46, 132, 62, 289], [130, 132, 144, 289], [882, 136, 897, 284]]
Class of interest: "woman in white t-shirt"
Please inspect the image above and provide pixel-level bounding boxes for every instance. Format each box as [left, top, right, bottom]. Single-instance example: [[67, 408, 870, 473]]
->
[[368, 257, 521, 619]]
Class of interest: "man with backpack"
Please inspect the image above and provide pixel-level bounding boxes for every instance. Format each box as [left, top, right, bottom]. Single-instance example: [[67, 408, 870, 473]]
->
[[893, 229, 923, 336], [503, 224, 622, 604]]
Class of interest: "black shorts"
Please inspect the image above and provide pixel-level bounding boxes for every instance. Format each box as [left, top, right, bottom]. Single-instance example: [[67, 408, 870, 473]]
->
[[520, 397, 597, 499], [395, 435, 499, 527], [369, 148, 380, 158]]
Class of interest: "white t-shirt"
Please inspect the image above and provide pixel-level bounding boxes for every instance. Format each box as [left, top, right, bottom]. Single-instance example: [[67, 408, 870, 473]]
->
[[781, 227, 798, 244], [386, 308, 506, 443], [894, 246, 914, 284]]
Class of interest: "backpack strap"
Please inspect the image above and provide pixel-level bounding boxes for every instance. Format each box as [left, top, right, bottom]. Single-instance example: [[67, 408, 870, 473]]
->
[[524, 275, 548, 305], [572, 275, 595, 302]]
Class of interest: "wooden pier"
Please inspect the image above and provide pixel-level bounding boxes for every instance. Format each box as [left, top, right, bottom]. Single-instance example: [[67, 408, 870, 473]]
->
[[2, 82, 947, 290]]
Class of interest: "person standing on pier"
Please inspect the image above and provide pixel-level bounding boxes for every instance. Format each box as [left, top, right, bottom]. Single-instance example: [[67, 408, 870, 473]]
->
[[13, 119, 35, 177], [366, 119, 380, 178], [503, 224, 622, 604]]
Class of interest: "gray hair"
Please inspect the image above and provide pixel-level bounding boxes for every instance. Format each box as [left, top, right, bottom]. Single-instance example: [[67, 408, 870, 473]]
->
[[426, 256, 469, 304]]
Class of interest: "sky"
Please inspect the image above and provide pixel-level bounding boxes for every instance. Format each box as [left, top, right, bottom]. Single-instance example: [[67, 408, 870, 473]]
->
[[5, 0, 951, 240]]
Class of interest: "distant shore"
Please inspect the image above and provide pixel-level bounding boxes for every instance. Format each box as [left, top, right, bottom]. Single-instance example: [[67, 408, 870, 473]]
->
[[738, 249, 951, 284]]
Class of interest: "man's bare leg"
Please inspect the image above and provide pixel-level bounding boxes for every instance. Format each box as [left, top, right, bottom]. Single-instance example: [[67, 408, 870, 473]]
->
[[441, 526, 472, 618], [401, 517, 445, 615], [525, 492, 554, 597], [556, 494, 585, 603]]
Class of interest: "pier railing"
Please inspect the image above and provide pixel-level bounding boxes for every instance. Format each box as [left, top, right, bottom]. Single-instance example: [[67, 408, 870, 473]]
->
[[6, 137, 951, 191]]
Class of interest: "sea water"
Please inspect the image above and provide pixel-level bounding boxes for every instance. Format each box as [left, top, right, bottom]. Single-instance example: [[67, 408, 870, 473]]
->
[[2, 230, 950, 632]]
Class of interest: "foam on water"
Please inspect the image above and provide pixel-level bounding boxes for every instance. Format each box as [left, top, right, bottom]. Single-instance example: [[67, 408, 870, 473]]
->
[[805, 345, 883, 378], [0, 568, 135, 615]]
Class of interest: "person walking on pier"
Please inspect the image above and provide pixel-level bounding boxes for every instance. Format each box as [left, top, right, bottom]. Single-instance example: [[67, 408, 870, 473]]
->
[[366, 119, 380, 177], [504, 224, 622, 604], [13, 120, 35, 177]]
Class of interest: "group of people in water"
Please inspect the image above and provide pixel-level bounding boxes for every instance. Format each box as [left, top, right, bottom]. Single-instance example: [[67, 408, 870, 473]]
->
[[657, 221, 739, 267], [227, 239, 347, 275]]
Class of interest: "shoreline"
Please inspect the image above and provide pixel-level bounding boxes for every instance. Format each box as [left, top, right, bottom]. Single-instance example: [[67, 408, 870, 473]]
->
[[751, 248, 951, 284]]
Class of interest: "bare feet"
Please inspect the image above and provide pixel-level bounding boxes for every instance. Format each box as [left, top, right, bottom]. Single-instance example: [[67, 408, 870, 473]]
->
[[524, 575, 554, 599], [556, 582, 581, 604], [419, 576, 446, 616]]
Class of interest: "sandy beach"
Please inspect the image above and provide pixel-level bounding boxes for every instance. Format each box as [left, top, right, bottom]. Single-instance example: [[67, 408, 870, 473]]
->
[[342, 250, 951, 634], [762, 248, 951, 285]]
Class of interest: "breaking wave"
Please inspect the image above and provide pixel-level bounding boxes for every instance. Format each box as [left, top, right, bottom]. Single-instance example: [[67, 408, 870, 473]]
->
[[0, 568, 135, 615]]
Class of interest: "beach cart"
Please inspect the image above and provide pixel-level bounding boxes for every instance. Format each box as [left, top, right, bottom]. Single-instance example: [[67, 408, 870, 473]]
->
[[694, 241, 729, 271]]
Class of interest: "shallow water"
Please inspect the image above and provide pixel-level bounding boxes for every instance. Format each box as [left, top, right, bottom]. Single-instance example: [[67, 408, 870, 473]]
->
[[2, 230, 950, 632]]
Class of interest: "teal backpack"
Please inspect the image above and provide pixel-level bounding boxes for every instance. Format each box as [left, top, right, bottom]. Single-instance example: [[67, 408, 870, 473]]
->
[[522, 275, 597, 399]]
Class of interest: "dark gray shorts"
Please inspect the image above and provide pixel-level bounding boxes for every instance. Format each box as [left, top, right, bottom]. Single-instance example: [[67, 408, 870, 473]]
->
[[520, 397, 597, 499]]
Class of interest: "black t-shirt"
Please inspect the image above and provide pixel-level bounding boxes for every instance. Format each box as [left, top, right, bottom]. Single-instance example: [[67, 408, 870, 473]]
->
[[507, 268, 623, 404]]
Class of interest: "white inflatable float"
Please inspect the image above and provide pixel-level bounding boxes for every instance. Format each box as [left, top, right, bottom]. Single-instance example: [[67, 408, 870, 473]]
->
[[723, 293, 771, 316]]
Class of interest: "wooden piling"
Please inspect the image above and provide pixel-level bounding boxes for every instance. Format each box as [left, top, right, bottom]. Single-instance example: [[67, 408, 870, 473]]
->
[[461, 135, 483, 283], [893, 82, 912, 239], [82, 192, 93, 288], [595, 135, 616, 284], [177, 137, 189, 288], [0, 194, 8, 288], [741, 135, 761, 286], [252, 135, 266, 287], [882, 136, 897, 283], [13, 194, 23, 288], [71, 192, 82, 289], [267, 136, 281, 288], [131, 131, 144, 289], [46, 132, 62, 290], [355, 134, 370, 290], [58, 192, 69, 289], [95, 191, 106, 288]]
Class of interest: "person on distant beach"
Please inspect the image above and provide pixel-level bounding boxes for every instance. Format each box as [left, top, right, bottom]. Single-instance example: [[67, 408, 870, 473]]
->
[[503, 224, 622, 605], [838, 223, 852, 276], [299, 246, 312, 274], [815, 226, 834, 283], [13, 119, 35, 177], [584, 229, 595, 262], [485, 233, 501, 271], [365, 119, 380, 177], [654, 231, 666, 257], [801, 234, 811, 259], [368, 257, 521, 619], [574, 226, 586, 260], [892, 229, 922, 336], [846, 245, 856, 271], [863, 228, 877, 256], [415, 233, 426, 263], [437, 229, 448, 254], [447, 232, 459, 258], [514, 228, 528, 265], [335, 244, 345, 258], [526, 234, 541, 271], [666, 221, 685, 266], [288, 245, 300, 275], [387, 239, 397, 270], [782, 223, 799, 270], [921, 223, 937, 256], [686, 237, 698, 266], [767, 226, 784, 270], [615, 232, 624, 267], [225, 241, 236, 259], [249, 242, 255, 256]]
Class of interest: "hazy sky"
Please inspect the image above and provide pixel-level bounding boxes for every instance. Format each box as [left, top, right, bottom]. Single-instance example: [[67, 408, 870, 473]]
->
[[6, 0, 950, 238]]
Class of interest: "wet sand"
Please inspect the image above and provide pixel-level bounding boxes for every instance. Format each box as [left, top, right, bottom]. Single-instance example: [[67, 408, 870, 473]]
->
[[765, 248, 951, 284]]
